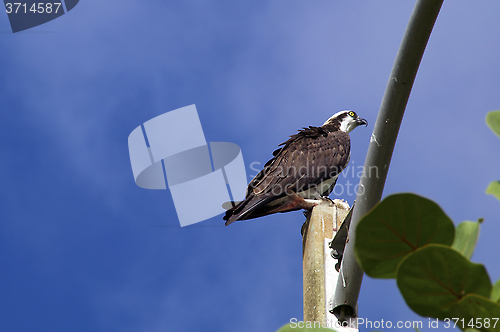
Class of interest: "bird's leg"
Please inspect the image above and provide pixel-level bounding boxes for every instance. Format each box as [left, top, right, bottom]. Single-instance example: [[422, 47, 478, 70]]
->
[[306, 191, 335, 206], [284, 187, 320, 210], [263, 188, 316, 215], [283, 187, 334, 211], [303, 191, 334, 208]]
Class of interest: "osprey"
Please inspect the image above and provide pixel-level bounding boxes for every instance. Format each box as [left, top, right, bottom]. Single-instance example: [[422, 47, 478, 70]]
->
[[223, 110, 367, 226]]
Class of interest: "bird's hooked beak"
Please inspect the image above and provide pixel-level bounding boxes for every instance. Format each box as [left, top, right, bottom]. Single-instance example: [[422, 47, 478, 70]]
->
[[356, 117, 368, 127]]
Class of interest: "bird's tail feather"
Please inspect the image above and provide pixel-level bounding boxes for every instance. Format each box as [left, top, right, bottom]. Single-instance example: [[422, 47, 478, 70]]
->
[[223, 195, 279, 226]]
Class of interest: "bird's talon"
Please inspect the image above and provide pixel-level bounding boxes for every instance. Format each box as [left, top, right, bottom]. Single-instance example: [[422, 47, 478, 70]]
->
[[321, 196, 334, 203], [318, 196, 334, 207]]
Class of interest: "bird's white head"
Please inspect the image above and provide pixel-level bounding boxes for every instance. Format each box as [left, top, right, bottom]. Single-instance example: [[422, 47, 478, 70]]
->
[[323, 110, 368, 133]]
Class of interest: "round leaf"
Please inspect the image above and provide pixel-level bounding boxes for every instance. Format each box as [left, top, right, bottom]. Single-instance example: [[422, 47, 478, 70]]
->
[[486, 181, 500, 202], [355, 193, 455, 278], [486, 110, 500, 138], [397, 244, 492, 320], [491, 278, 500, 303], [452, 220, 481, 260], [450, 294, 500, 332]]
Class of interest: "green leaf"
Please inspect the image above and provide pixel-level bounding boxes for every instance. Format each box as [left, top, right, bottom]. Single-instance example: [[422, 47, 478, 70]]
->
[[486, 110, 500, 138], [491, 279, 500, 303], [450, 294, 500, 332], [397, 244, 492, 320], [486, 181, 500, 202], [276, 323, 336, 332], [452, 220, 481, 259], [355, 193, 455, 278]]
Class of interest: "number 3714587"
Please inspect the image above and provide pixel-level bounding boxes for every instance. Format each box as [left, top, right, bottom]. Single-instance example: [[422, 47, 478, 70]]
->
[[5, 3, 62, 14], [443, 318, 499, 329]]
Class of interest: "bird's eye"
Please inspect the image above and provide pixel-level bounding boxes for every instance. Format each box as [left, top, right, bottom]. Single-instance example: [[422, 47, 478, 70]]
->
[[348, 111, 355, 117]]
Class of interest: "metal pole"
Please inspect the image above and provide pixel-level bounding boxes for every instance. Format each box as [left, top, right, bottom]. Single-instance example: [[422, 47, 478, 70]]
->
[[303, 201, 350, 326], [332, 0, 444, 320]]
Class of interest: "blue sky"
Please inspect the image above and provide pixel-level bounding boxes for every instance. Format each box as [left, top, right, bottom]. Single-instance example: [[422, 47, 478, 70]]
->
[[1, 1, 499, 331]]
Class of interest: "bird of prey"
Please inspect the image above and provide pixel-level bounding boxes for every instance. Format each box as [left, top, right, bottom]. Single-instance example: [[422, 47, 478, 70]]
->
[[223, 110, 368, 226]]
